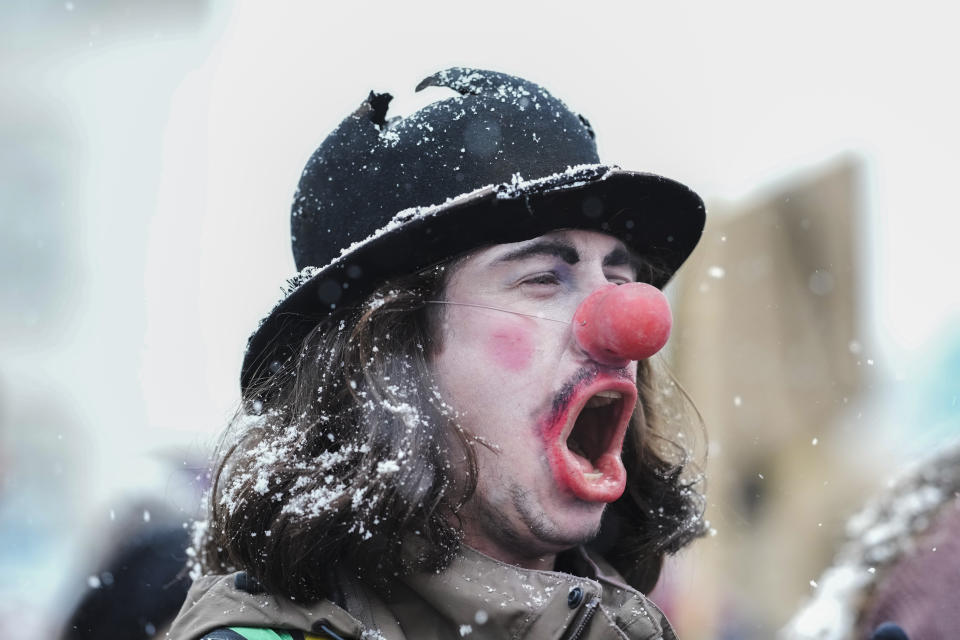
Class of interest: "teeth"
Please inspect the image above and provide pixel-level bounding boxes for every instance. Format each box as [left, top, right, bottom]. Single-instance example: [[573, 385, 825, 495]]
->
[[595, 390, 622, 398], [583, 471, 603, 480], [584, 391, 622, 409]]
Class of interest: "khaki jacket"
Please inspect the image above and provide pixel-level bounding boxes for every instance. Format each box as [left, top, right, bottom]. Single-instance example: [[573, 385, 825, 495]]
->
[[168, 547, 677, 640]]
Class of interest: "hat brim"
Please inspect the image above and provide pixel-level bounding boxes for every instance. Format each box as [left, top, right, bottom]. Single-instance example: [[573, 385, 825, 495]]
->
[[242, 166, 705, 393]]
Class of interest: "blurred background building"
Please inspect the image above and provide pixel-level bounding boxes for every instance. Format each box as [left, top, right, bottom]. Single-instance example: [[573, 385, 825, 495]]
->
[[656, 159, 887, 638], [2, 1, 959, 638]]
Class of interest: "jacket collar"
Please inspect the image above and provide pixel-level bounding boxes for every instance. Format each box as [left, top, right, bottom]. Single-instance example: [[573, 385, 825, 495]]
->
[[167, 546, 671, 640], [379, 546, 668, 639], [398, 546, 598, 637]]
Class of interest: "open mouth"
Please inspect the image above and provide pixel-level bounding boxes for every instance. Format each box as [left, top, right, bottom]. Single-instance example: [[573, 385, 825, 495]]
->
[[566, 391, 623, 475], [546, 378, 637, 503]]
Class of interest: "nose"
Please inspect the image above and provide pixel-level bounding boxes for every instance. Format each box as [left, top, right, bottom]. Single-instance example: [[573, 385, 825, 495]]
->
[[572, 283, 673, 367]]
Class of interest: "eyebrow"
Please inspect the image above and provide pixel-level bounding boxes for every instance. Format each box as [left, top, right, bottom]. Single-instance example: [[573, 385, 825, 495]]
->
[[492, 238, 642, 278], [602, 246, 631, 268], [603, 246, 644, 278], [493, 239, 580, 266]]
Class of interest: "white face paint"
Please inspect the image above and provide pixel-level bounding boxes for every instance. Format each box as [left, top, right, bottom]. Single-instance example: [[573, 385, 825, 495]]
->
[[431, 229, 641, 569]]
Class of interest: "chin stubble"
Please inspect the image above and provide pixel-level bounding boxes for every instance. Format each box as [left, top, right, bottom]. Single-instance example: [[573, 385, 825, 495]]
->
[[471, 482, 601, 554], [510, 484, 602, 547]]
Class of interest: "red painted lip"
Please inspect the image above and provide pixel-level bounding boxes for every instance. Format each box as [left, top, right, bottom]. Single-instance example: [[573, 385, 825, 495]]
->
[[541, 375, 637, 503]]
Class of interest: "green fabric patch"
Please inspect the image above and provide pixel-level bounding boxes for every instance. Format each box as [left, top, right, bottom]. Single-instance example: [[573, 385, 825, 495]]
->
[[227, 627, 295, 640]]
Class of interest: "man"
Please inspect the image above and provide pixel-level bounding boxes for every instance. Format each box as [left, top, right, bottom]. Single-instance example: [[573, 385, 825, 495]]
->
[[169, 67, 707, 640]]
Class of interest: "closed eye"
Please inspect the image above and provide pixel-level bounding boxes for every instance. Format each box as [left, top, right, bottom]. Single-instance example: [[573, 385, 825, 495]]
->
[[519, 272, 561, 287], [605, 272, 635, 285]]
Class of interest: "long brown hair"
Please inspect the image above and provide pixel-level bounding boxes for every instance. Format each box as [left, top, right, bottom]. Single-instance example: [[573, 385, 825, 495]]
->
[[196, 261, 706, 600]]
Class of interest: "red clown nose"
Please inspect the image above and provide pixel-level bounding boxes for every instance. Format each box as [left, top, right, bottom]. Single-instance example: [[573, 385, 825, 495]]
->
[[572, 283, 673, 367]]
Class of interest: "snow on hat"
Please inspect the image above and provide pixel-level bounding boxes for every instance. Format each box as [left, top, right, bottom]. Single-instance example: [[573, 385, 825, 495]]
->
[[241, 67, 705, 394]]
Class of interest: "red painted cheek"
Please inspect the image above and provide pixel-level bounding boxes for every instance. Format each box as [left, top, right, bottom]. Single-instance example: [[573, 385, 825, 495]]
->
[[486, 322, 535, 372]]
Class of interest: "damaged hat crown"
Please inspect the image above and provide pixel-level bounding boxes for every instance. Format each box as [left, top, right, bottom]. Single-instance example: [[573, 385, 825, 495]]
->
[[291, 67, 600, 272]]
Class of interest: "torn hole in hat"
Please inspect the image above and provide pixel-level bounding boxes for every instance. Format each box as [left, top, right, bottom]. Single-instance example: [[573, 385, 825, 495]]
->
[[392, 85, 462, 117], [370, 85, 463, 130], [367, 92, 392, 129]]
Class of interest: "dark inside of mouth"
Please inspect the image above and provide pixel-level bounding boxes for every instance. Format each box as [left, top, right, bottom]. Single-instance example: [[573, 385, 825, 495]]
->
[[567, 402, 619, 463]]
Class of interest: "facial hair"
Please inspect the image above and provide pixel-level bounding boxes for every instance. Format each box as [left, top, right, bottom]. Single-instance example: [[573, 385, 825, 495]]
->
[[468, 479, 604, 559]]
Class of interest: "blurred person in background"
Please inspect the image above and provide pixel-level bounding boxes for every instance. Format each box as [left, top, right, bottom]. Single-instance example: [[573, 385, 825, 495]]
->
[[58, 501, 192, 640], [54, 453, 207, 639], [782, 439, 960, 640], [169, 67, 708, 640]]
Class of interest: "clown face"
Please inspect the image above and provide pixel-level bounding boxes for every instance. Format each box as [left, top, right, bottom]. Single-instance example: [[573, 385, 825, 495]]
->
[[432, 229, 649, 568]]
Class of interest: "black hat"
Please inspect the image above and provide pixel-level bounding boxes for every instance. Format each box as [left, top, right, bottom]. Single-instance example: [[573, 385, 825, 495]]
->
[[242, 67, 705, 393]]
